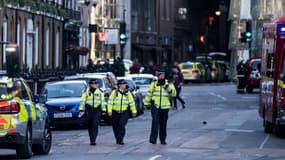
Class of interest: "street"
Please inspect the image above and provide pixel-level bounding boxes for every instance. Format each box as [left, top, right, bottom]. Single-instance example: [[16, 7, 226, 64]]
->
[[1, 83, 285, 160]]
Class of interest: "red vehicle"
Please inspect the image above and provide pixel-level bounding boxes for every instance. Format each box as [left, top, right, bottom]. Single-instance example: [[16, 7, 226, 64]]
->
[[244, 57, 261, 93], [259, 16, 285, 137]]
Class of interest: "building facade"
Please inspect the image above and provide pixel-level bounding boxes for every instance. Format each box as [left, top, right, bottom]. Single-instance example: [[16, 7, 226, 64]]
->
[[0, 0, 64, 70], [228, 0, 285, 79]]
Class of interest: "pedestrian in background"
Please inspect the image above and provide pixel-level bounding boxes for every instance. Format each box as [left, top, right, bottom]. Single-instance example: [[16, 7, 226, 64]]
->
[[236, 60, 247, 93], [144, 69, 176, 145], [107, 79, 137, 145], [79, 79, 105, 146], [171, 66, 185, 109], [130, 58, 141, 74]]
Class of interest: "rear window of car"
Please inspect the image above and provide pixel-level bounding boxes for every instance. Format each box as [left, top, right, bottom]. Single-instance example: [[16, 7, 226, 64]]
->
[[132, 77, 153, 85], [125, 80, 135, 92], [44, 82, 86, 98], [182, 64, 193, 69], [0, 83, 9, 100], [251, 60, 261, 70]]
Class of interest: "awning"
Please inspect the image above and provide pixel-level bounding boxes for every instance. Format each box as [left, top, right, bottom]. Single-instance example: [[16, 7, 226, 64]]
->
[[65, 45, 89, 56]]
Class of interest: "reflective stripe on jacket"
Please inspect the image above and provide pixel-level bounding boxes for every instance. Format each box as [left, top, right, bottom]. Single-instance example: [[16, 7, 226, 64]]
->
[[80, 88, 106, 111], [107, 90, 137, 115], [144, 80, 176, 109]]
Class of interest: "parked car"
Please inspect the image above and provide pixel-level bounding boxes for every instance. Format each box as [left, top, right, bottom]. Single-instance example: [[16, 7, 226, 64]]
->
[[178, 62, 206, 83], [126, 74, 157, 98], [208, 52, 230, 82], [244, 57, 261, 93], [0, 77, 51, 158], [40, 80, 87, 127], [109, 59, 133, 75], [117, 77, 144, 114]]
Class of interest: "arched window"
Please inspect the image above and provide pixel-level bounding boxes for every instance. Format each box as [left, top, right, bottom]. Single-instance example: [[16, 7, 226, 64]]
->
[[34, 23, 39, 65], [55, 29, 59, 67], [2, 17, 8, 66], [45, 26, 50, 66]]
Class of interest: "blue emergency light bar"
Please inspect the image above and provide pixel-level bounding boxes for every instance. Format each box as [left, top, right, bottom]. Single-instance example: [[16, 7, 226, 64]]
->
[[280, 27, 285, 32]]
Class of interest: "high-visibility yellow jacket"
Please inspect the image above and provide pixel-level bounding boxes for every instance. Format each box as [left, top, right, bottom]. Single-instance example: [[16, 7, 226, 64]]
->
[[79, 88, 106, 111], [107, 89, 137, 116], [144, 80, 176, 109]]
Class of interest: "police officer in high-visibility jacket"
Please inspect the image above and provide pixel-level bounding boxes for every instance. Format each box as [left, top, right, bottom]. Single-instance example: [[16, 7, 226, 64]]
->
[[144, 69, 176, 145], [79, 79, 105, 146], [107, 79, 137, 145]]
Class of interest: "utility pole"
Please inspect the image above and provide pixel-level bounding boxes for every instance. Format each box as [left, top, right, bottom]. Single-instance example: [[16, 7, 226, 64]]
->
[[120, 9, 126, 59]]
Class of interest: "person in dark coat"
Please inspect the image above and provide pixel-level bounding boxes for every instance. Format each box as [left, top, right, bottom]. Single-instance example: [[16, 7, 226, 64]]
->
[[130, 58, 141, 74], [171, 66, 185, 109], [236, 60, 247, 93]]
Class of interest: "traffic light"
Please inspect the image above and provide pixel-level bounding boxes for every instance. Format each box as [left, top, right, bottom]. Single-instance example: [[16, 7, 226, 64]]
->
[[240, 21, 252, 43], [245, 21, 252, 41], [119, 22, 127, 44]]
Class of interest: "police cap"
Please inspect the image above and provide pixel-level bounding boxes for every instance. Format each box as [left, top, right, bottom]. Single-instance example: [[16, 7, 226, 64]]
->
[[118, 79, 127, 85], [89, 79, 99, 84]]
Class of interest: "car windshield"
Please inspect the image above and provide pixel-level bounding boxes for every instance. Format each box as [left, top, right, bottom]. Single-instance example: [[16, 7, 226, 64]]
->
[[44, 82, 86, 98], [132, 77, 153, 85], [251, 61, 261, 70], [0, 83, 9, 100], [183, 64, 193, 69], [124, 80, 135, 91]]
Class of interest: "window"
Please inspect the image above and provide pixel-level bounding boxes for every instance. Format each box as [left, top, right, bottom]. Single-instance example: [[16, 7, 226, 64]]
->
[[45, 27, 50, 66]]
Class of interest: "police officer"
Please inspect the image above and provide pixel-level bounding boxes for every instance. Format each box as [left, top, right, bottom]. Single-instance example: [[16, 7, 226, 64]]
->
[[107, 79, 137, 145], [144, 69, 176, 145], [236, 60, 248, 93], [79, 79, 105, 146]]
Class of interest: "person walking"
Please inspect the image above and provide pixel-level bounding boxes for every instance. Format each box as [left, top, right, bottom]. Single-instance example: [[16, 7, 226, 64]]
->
[[144, 69, 176, 145], [171, 66, 186, 109], [79, 79, 105, 146], [236, 60, 247, 93], [107, 79, 137, 145]]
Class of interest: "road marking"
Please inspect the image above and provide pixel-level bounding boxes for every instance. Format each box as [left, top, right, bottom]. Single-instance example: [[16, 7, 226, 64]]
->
[[209, 92, 227, 101], [224, 129, 254, 133], [259, 134, 270, 149], [149, 155, 162, 160]]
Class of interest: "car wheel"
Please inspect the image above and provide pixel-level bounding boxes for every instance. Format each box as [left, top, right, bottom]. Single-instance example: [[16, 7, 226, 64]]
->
[[16, 125, 33, 159], [32, 122, 52, 155]]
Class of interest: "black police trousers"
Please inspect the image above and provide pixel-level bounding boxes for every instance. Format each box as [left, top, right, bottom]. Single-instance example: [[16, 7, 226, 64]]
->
[[237, 76, 246, 92], [86, 107, 101, 144], [111, 111, 129, 143], [150, 107, 169, 143]]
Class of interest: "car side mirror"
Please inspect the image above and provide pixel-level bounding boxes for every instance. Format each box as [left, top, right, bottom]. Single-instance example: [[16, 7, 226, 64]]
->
[[39, 94, 47, 103], [33, 94, 40, 103], [136, 86, 140, 90]]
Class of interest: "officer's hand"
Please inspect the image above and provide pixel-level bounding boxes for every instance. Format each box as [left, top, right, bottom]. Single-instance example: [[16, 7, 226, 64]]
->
[[108, 112, 112, 117], [78, 111, 85, 118]]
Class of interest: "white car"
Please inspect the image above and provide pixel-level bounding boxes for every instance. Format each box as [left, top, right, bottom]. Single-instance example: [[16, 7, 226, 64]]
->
[[126, 74, 157, 98]]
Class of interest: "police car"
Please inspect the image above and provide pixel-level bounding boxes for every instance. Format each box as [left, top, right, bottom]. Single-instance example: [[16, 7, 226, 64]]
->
[[0, 77, 51, 158]]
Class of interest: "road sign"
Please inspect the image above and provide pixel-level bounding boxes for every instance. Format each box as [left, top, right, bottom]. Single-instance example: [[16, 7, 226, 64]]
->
[[105, 28, 119, 45]]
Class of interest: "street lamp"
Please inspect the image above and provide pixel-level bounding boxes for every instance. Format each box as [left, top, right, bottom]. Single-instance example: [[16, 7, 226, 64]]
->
[[215, 11, 221, 16]]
